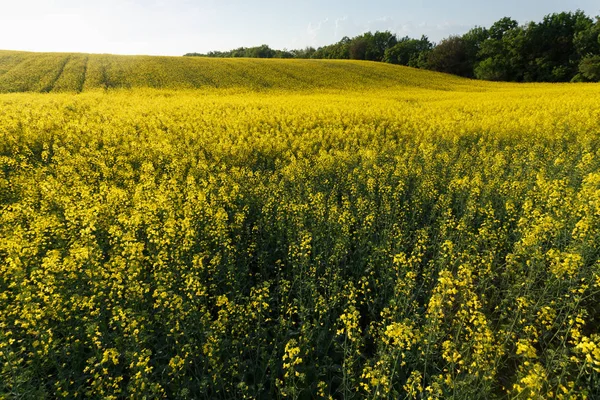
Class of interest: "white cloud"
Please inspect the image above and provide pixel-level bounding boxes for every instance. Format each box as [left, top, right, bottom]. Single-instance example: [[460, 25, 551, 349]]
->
[[307, 18, 330, 42], [298, 15, 476, 49], [334, 16, 355, 38]]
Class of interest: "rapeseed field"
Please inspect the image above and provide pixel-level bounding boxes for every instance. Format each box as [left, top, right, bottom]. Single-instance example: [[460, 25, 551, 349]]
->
[[1, 51, 600, 399]]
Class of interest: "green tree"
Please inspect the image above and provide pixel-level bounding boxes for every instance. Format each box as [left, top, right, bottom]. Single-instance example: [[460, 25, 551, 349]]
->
[[370, 31, 399, 61], [426, 36, 471, 77], [489, 17, 519, 40], [523, 11, 593, 81], [349, 37, 369, 60], [475, 23, 524, 81], [474, 56, 511, 81], [474, 17, 523, 81], [248, 45, 275, 58], [184, 10, 600, 83], [384, 36, 432, 67], [291, 47, 316, 59], [461, 26, 489, 74], [574, 16, 600, 57], [312, 37, 351, 59], [348, 31, 398, 61], [578, 54, 600, 81]]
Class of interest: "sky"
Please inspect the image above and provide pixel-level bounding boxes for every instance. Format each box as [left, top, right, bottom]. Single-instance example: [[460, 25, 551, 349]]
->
[[0, 0, 598, 56]]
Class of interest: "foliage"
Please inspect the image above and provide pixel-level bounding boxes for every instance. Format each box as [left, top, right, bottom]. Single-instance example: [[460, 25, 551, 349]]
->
[[521, 11, 593, 82], [1, 57, 600, 398], [383, 36, 432, 68], [425, 36, 472, 77], [311, 36, 351, 59], [578, 55, 600, 81], [185, 44, 284, 59], [183, 10, 600, 83]]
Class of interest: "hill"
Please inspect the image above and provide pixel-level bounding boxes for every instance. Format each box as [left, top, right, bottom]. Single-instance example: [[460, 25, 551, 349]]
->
[[2, 49, 600, 399], [0, 50, 495, 93]]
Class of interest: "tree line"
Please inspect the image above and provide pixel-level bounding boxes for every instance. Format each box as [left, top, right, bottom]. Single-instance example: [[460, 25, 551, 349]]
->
[[184, 10, 600, 82]]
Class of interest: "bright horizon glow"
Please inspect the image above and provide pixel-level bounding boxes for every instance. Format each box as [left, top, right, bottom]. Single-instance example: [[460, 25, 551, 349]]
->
[[0, 0, 598, 57]]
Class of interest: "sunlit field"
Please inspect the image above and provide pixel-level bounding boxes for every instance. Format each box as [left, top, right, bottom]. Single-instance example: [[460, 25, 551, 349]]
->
[[1, 51, 600, 399]]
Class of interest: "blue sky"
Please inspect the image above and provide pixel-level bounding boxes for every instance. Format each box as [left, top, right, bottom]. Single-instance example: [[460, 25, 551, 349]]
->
[[0, 0, 598, 56]]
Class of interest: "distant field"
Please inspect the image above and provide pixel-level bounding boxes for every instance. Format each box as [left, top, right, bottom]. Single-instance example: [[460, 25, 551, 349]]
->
[[0, 49, 499, 92], [1, 51, 600, 399]]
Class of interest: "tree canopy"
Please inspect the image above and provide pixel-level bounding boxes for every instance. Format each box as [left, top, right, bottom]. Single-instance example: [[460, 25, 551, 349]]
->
[[185, 10, 600, 82]]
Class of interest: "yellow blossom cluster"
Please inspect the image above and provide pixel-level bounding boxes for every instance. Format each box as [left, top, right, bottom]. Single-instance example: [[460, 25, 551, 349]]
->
[[0, 54, 600, 398]]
